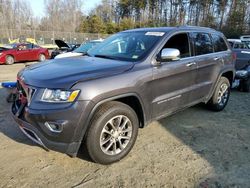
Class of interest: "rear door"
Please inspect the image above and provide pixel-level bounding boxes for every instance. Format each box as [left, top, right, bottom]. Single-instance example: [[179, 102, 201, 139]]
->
[[189, 32, 225, 100], [151, 32, 198, 119], [28, 44, 40, 60]]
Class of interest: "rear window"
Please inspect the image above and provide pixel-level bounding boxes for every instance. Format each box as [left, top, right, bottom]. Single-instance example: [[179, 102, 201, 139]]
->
[[211, 34, 228, 52], [191, 33, 213, 55]]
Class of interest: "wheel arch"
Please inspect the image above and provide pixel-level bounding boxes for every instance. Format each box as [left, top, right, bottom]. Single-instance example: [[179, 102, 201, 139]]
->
[[205, 70, 234, 103], [114, 95, 145, 128], [221, 71, 234, 86], [38, 53, 46, 60], [70, 93, 147, 157], [5, 54, 15, 62], [90, 93, 146, 129]]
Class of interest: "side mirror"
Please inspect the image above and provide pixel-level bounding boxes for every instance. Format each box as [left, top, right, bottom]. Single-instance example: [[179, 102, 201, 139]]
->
[[160, 48, 180, 61]]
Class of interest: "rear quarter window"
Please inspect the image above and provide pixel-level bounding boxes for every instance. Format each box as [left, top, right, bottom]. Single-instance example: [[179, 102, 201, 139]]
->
[[211, 34, 228, 52]]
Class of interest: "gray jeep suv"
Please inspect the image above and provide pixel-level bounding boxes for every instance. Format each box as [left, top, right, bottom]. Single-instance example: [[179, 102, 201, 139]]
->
[[12, 26, 235, 164]]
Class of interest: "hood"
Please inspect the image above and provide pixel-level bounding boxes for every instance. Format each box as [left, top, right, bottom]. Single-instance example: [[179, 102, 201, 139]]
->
[[55, 40, 70, 48], [18, 56, 134, 89], [54, 52, 82, 59]]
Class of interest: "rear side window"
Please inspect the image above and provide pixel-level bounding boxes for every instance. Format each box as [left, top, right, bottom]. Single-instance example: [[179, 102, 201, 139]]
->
[[191, 33, 213, 55], [211, 34, 228, 52], [27, 43, 33, 49]]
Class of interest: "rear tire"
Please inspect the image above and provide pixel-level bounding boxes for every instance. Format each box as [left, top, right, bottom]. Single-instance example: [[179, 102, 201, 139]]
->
[[207, 77, 230, 111], [242, 78, 250, 92], [38, 54, 46, 62], [5, 55, 14, 65], [85, 101, 139, 164]]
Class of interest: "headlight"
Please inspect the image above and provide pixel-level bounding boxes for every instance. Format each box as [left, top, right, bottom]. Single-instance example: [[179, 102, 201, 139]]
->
[[41, 89, 80, 102], [0, 53, 2, 56]]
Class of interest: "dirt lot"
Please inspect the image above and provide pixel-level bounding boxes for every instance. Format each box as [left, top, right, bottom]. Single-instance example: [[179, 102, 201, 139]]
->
[[0, 62, 250, 188]]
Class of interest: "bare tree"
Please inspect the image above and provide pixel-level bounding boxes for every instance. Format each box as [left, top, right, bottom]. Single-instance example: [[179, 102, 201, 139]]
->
[[42, 0, 83, 32]]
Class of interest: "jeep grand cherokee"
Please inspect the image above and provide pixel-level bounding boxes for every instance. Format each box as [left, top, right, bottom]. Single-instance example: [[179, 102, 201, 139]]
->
[[12, 26, 235, 164]]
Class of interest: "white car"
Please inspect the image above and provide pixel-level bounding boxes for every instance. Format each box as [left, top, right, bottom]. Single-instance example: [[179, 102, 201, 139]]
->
[[240, 35, 250, 41], [55, 39, 103, 59]]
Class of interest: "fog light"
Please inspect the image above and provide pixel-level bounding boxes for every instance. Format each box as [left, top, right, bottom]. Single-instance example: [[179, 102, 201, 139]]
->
[[44, 121, 64, 133]]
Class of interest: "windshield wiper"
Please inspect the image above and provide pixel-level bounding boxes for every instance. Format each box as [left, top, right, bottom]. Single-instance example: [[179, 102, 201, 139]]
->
[[94, 54, 117, 60]]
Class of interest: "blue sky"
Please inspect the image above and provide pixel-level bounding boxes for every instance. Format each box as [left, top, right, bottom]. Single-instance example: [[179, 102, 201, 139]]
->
[[28, 0, 102, 18]]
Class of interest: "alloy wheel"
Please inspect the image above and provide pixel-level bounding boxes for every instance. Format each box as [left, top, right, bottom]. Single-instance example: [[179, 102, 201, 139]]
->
[[217, 83, 229, 106], [100, 115, 132, 155]]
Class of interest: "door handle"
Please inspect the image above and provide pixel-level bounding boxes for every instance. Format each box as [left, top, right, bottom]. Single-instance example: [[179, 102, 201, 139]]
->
[[186, 62, 196, 67], [213, 57, 220, 61]]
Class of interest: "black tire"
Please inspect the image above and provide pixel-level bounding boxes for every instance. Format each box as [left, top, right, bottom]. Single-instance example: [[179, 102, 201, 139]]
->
[[207, 76, 230, 111], [38, 54, 46, 62], [5, 55, 14, 65], [242, 78, 250, 92], [85, 101, 139, 164]]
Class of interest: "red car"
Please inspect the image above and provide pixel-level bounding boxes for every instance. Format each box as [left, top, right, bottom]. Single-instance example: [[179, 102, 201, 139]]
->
[[0, 43, 50, 65]]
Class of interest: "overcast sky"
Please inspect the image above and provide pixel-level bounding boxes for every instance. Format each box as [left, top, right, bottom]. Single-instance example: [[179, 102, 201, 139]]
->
[[27, 0, 102, 18]]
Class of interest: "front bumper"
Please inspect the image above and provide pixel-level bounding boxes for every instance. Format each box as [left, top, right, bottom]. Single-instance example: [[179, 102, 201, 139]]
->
[[11, 99, 91, 157], [12, 113, 49, 151], [0, 56, 5, 64]]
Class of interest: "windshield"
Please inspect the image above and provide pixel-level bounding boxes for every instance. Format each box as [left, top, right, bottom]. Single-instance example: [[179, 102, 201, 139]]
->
[[4, 43, 17, 49], [88, 31, 165, 61], [74, 41, 100, 53]]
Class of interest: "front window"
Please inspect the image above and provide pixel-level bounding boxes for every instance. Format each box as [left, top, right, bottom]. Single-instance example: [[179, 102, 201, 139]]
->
[[162, 33, 191, 58], [88, 31, 166, 61]]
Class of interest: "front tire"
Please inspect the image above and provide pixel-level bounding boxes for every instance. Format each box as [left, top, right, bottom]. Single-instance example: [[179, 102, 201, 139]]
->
[[5, 55, 14, 65], [207, 76, 230, 111], [85, 101, 139, 164]]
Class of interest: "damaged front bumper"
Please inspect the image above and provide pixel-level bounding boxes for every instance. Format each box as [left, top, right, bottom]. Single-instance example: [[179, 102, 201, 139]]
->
[[11, 97, 91, 157]]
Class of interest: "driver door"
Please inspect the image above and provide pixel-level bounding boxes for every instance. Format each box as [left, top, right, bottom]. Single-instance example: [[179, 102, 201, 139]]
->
[[151, 32, 198, 119]]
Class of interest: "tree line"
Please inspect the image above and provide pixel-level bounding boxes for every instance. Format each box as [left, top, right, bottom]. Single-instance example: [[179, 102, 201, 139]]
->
[[0, 0, 250, 38], [84, 0, 250, 37]]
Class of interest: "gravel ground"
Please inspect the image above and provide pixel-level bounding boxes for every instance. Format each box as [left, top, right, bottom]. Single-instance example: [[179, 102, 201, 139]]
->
[[0, 62, 250, 188]]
